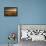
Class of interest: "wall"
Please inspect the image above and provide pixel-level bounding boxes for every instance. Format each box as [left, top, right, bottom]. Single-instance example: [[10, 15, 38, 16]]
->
[[0, 0, 46, 44], [20, 0, 46, 24]]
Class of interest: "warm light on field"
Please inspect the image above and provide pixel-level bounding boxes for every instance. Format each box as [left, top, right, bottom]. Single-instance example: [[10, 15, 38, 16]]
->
[[4, 7, 18, 16]]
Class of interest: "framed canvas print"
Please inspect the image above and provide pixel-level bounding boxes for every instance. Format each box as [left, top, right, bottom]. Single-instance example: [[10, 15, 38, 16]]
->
[[4, 7, 18, 16]]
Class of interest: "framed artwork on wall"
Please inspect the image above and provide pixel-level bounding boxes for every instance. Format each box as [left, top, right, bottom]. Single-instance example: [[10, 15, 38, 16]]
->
[[4, 7, 18, 16]]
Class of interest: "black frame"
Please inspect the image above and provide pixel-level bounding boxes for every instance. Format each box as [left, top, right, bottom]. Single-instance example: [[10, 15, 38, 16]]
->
[[4, 7, 18, 16]]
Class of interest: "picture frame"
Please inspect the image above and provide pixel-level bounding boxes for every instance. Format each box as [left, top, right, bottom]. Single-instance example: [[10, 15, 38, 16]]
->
[[4, 7, 18, 16]]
